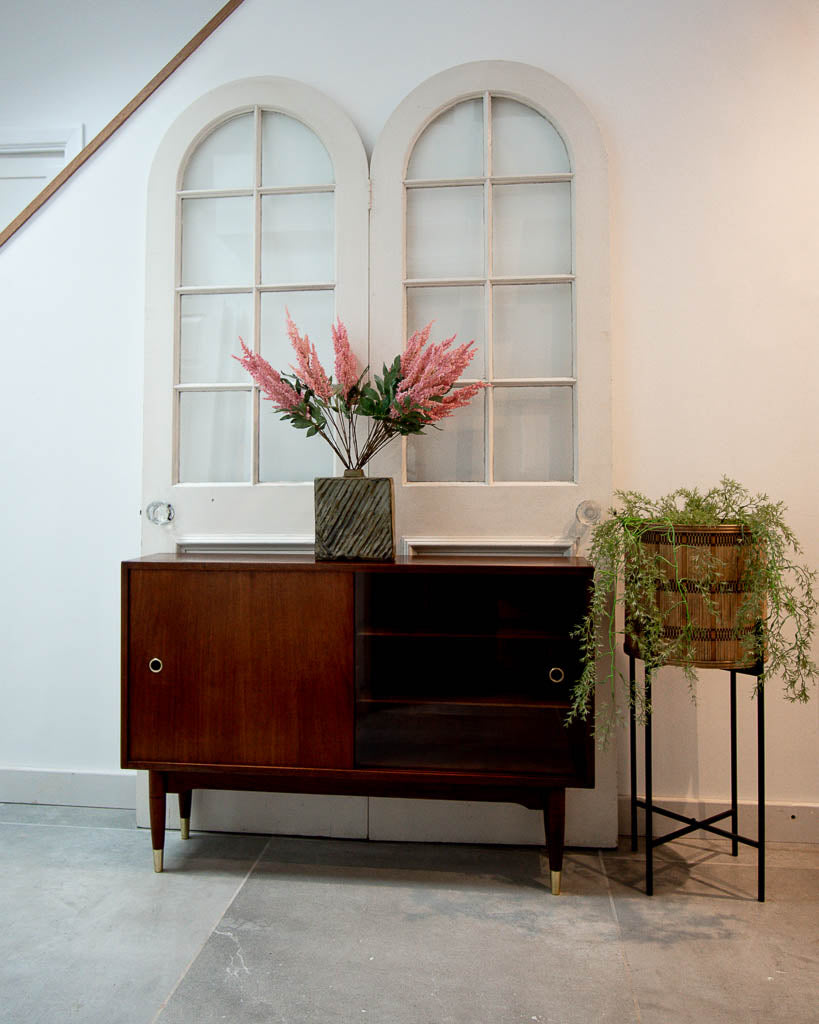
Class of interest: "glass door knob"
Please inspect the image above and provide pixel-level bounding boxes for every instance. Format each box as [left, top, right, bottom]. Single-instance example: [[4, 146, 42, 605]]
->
[[146, 501, 175, 525], [575, 500, 602, 526]]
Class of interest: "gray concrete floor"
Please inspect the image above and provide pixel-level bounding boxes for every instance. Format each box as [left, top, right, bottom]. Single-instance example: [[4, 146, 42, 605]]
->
[[0, 804, 816, 1024]]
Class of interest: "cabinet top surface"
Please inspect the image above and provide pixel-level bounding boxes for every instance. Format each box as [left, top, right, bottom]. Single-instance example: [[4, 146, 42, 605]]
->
[[125, 552, 592, 573]]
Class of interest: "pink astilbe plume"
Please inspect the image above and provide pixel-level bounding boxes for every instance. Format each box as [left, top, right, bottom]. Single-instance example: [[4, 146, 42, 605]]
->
[[331, 319, 360, 398], [286, 311, 333, 401], [399, 322, 434, 380], [233, 339, 300, 411], [422, 381, 485, 422], [395, 322, 485, 422], [235, 315, 486, 471]]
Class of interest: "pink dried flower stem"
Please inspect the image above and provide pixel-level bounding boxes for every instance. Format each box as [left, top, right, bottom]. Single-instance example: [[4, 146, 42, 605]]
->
[[287, 311, 366, 465], [286, 311, 371, 468], [234, 339, 300, 411], [234, 338, 350, 465], [421, 380, 485, 422], [332, 319, 359, 398], [315, 395, 351, 463], [314, 414, 350, 466], [286, 313, 333, 401], [395, 328, 480, 413], [355, 420, 393, 468], [235, 317, 485, 472]]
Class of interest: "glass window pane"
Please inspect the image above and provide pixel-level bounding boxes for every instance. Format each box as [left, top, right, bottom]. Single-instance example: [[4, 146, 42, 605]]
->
[[491, 99, 570, 176], [406, 186, 484, 279], [261, 192, 334, 284], [259, 408, 334, 482], [260, 290, 335, 373], [493, 386, 573, 482], [180, 196, 253, 287], [406, 286, 486, 379], [492, 284, 573, 378], [178, 390, 250, 483], [492, 183, 571, 277], [180, 293, 252, 384], [261, 111, 334, 187], [406, 99, 484, 180], [406, 392, 486, 482], [182, 112, 254, 190]]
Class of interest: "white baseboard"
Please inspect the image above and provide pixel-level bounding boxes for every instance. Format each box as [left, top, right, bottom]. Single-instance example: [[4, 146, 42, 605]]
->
[[3, 769, 815, 846], [0, 768, 136, 809], [135, 767, 620, 848], [618, 795, 818, 844]]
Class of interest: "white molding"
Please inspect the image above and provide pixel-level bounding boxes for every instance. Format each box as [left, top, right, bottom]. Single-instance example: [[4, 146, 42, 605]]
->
[[177, 534, 314, 555], [400, 536, 574, 558], [618, 795, 818, 845], [4, 771, 813, 846], [0, 769, 136, 809], [0, 125, 84, 159]]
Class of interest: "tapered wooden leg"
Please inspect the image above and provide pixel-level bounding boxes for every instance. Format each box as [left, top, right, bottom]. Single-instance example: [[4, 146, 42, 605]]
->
[[543, 788, 566, 895], [178, 790, 192, 840], [148, 771, 166, 872]]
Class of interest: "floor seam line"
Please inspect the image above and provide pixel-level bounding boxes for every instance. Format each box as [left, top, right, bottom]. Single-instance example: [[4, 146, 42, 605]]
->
[[0, 820, 135, 832], [599, 849, 643, 1024], [150, 835, 272, 1023]]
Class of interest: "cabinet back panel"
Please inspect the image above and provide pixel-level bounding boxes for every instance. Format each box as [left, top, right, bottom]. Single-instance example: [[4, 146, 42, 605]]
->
[[355, 572, 588, 635], [126, 569, 354, 768], [357, 634, 576, 704], [355, 703, 585, 776]]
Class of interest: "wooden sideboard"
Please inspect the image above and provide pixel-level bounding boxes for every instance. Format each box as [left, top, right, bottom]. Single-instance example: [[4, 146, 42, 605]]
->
[[121, 553, 594, 893]]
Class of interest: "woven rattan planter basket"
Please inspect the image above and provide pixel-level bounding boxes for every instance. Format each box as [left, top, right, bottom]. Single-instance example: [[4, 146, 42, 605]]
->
[[623, 524, 763, 670]]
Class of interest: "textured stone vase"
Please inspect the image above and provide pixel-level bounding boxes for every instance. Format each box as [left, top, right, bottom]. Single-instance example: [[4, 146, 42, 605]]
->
[[314, 470, 395, 561]]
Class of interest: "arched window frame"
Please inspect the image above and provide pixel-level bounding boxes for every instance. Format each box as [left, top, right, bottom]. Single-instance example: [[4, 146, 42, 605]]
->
[[369, 61, 610, 544], [144, 65, 607, 552], [143, 77, 368, 550], [403, 91, 574, 485]]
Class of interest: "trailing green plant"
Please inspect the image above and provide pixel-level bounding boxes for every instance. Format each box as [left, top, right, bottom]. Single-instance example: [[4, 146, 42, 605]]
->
[[570, 477, 818, 743]]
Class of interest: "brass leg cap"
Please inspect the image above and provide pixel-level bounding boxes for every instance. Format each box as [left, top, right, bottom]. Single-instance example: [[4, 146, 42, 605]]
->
[[153, 849, 164, 873], [550, 870, 561, 896], [180, 818, 190, 840]]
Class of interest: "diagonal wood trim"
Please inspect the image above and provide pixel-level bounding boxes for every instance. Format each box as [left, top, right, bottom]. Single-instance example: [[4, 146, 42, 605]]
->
[[0, 0, 246, 250]]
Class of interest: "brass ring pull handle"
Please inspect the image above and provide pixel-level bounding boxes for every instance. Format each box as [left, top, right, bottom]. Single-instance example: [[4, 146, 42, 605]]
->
[[548, 666, 565, 684], [148, 658, 163, 674]]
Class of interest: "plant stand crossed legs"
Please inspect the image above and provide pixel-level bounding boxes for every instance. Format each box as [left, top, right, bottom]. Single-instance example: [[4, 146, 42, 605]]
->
[[628, 654, 766, 902]]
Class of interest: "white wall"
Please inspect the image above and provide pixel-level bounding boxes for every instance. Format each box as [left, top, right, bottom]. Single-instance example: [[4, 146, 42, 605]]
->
[[0, 1, 226, 140], [1, 0, 816, 830]]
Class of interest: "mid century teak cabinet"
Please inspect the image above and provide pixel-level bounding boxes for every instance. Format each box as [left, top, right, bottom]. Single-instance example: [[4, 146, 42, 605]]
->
[[121, 553, 594, 894]]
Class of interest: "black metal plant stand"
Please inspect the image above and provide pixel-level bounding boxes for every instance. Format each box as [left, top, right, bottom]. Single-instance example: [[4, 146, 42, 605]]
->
[[629, 654, 766, 902]]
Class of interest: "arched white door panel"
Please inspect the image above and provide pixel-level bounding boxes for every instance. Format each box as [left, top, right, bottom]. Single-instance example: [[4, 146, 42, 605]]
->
[[369, 61, 611, 552], [143, 77, 369, 552]]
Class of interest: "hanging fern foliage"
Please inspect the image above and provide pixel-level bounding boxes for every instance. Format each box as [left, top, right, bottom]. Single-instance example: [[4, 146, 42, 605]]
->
[[570, 478, 817, 744]]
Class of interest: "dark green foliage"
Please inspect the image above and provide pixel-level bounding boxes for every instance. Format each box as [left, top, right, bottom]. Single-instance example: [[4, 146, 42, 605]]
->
[[356, 357, 432, 436]]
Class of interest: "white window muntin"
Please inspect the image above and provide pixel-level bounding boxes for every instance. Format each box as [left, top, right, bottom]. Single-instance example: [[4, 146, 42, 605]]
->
[[403, 92, 576, 484], [173, 105, 337, 485], [144, 77, 368, 550]]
